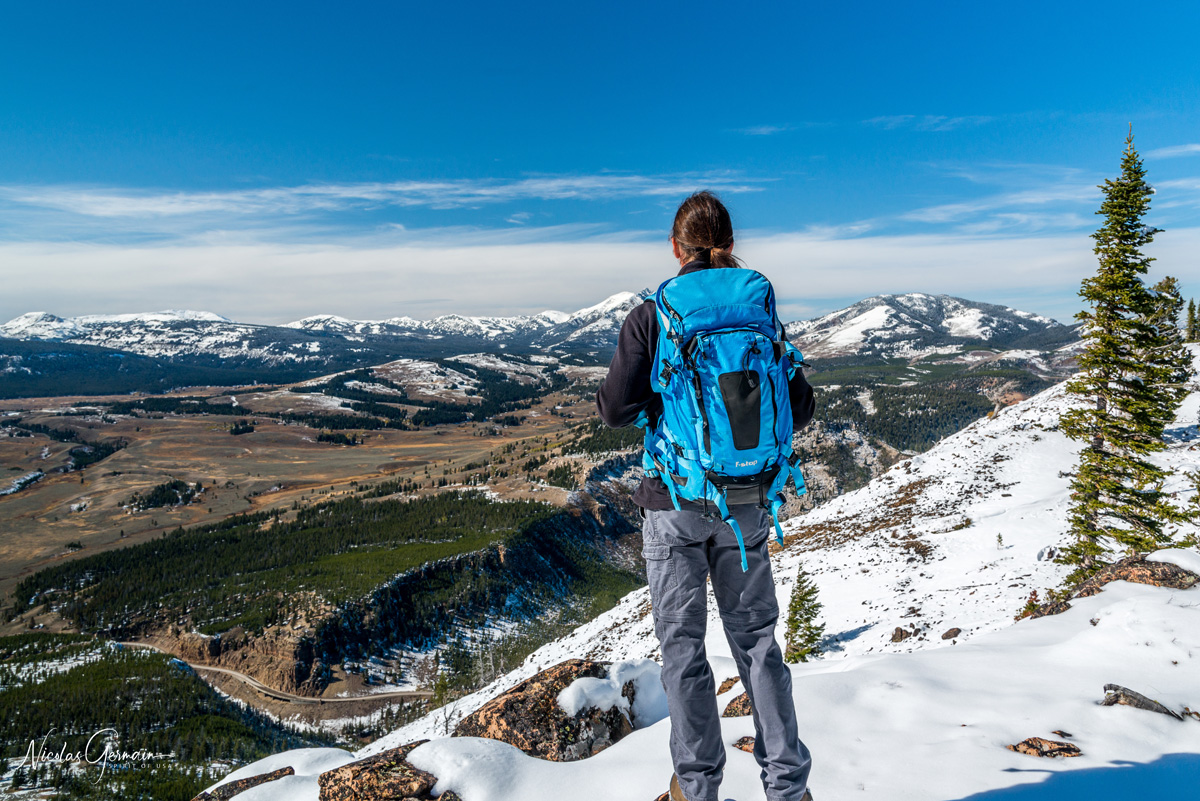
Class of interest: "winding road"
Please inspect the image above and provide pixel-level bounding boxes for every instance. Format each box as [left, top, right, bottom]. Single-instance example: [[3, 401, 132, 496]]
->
[[116, 641, 433, 705]]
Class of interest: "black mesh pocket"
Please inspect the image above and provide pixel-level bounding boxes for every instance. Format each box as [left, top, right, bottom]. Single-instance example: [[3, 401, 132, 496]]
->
[[718, 371, 761, 450]]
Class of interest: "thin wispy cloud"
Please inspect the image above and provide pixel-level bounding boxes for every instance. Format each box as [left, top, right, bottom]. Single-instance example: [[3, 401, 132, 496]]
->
[[865, 114, 993, 132], [0, 172, 769, 221], [900, 184, 1098, 225], [1146, 143, 1200, 159], [1153, 177, 1200, 210], [736, 124, 792, 136], [934, 161, 1086, 188]]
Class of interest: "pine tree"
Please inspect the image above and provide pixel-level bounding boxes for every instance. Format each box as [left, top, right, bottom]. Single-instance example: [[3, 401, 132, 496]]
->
[[1187, 298, 1198, 342], [1059, 129, 1188, 585], [783, 563, 824, 663], [1145, 277, 1195, 416]]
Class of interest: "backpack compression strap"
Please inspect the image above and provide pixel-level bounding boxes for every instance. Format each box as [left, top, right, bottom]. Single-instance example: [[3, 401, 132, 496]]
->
[[712, 488, 749, 572]]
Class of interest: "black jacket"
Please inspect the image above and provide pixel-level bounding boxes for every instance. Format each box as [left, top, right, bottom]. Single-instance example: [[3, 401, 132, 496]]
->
[[595, 260, 816, 510]]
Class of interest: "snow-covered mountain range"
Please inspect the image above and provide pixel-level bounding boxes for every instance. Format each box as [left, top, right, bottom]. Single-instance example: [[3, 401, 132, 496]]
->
[[785, 292, 1076, 359], [200, 347, 1200, 801], [0, 292, 646, 365], [1, 291, 1074, 367]]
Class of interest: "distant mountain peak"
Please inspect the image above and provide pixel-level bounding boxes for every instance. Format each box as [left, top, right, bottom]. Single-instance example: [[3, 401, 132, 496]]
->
[[786, 293, 1070, 358]]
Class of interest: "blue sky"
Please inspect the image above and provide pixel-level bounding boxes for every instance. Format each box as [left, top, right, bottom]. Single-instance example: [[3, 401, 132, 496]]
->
[[1, 0, 1199, 325]]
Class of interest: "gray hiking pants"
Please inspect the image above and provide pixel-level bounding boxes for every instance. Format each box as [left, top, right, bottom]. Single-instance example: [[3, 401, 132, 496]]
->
[[642, 505, 812, 801]]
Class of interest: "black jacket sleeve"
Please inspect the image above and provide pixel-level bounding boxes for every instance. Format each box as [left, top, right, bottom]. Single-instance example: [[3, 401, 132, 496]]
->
[[788, 369, 816, 431], [596, 302, 660, 428]]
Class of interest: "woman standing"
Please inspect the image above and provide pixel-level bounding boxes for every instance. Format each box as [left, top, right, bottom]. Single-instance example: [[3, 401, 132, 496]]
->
[[597, 191, 815, 801]]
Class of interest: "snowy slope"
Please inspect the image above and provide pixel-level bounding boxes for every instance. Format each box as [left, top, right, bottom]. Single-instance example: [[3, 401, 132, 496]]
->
[[201, 350, 1200, 799], [204, 567, 1200, 801]]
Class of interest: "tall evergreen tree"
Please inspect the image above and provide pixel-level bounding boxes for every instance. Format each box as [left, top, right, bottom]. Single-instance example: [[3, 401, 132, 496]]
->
[[1187, 298, 1198, 342], [784, 563, 824, 663], [1059, 130, 1188, 585]]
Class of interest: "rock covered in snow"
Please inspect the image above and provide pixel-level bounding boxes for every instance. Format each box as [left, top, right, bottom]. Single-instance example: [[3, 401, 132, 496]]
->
[[452, 658, 650, 762]]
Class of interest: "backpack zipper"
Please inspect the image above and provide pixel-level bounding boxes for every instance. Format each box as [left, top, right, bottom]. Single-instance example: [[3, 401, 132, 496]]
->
[[659, 290, 684, 333], [765, 345, 781, 453], [688, 335, 711, 455]]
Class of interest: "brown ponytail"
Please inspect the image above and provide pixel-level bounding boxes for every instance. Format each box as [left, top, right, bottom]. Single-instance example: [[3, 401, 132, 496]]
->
[[670, 190, 742, 269]]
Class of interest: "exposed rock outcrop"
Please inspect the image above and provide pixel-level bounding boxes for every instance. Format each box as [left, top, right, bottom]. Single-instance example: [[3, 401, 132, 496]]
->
[[1101, 684, 1185, 721], [733, 736, 756, 753], [162, 625, 325, 695], [722, 692, 753, 718], [1006, 737, 1082, 758], [453, 659, 635, 761], [317, 740, 436, 801], [192, 766, 294, 800], [1031, 555, 1199, 619], [941, 627, 962, 640]]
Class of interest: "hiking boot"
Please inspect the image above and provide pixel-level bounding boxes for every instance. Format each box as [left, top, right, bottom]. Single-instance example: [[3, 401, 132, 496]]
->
[[669, 773, 688, 801], [668, 772, 812, 801]]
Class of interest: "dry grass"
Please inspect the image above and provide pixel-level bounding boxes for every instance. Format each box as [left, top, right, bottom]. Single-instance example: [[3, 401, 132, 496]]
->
[[0, 388, 596, 619]]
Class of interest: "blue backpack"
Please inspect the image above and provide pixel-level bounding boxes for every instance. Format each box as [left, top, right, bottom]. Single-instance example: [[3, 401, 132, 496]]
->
[[635, 267, 808, 571]]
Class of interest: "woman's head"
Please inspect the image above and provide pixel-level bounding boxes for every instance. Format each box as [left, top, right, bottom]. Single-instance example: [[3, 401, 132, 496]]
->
[[670, 190, 739, 269]]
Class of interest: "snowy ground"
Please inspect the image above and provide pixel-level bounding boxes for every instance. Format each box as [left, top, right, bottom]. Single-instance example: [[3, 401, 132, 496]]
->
[[448, 353, 549, 384], [373, 358, 480, 401], [202, 348, 1200, 800], [202, 569, 1200, 801]]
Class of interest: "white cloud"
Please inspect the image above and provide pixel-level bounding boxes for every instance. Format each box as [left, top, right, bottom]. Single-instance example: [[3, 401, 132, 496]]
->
[[899, 184, 1099, 225], [6, 226, 1197, 328], [1154, 177, 1200, 210], [736, 124, 791, 136], [1146, 143, 1200, 159], [864, 115, 993, 132], [0, 172, 768, 220]]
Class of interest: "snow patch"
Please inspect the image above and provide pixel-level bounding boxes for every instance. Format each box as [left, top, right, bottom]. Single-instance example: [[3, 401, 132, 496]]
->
[[556, 658, 667, 729], [1146, 547, 1200, 576]]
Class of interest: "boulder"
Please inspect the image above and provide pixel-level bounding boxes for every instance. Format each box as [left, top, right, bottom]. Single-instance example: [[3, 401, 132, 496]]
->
[[717, 676, 740, 695], [453, 658, 634, 762], [192, 766, 294, 800], [317, 740, 435, 801], [941, 628, 962, 640], [890, 627, 912, 643], [721, 692, 753, 718], [1006, 737, 1082, 758], [733, 736, 755, 753], [1101, 684, 1185, 720], [1032, 556, 1199, 618]]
